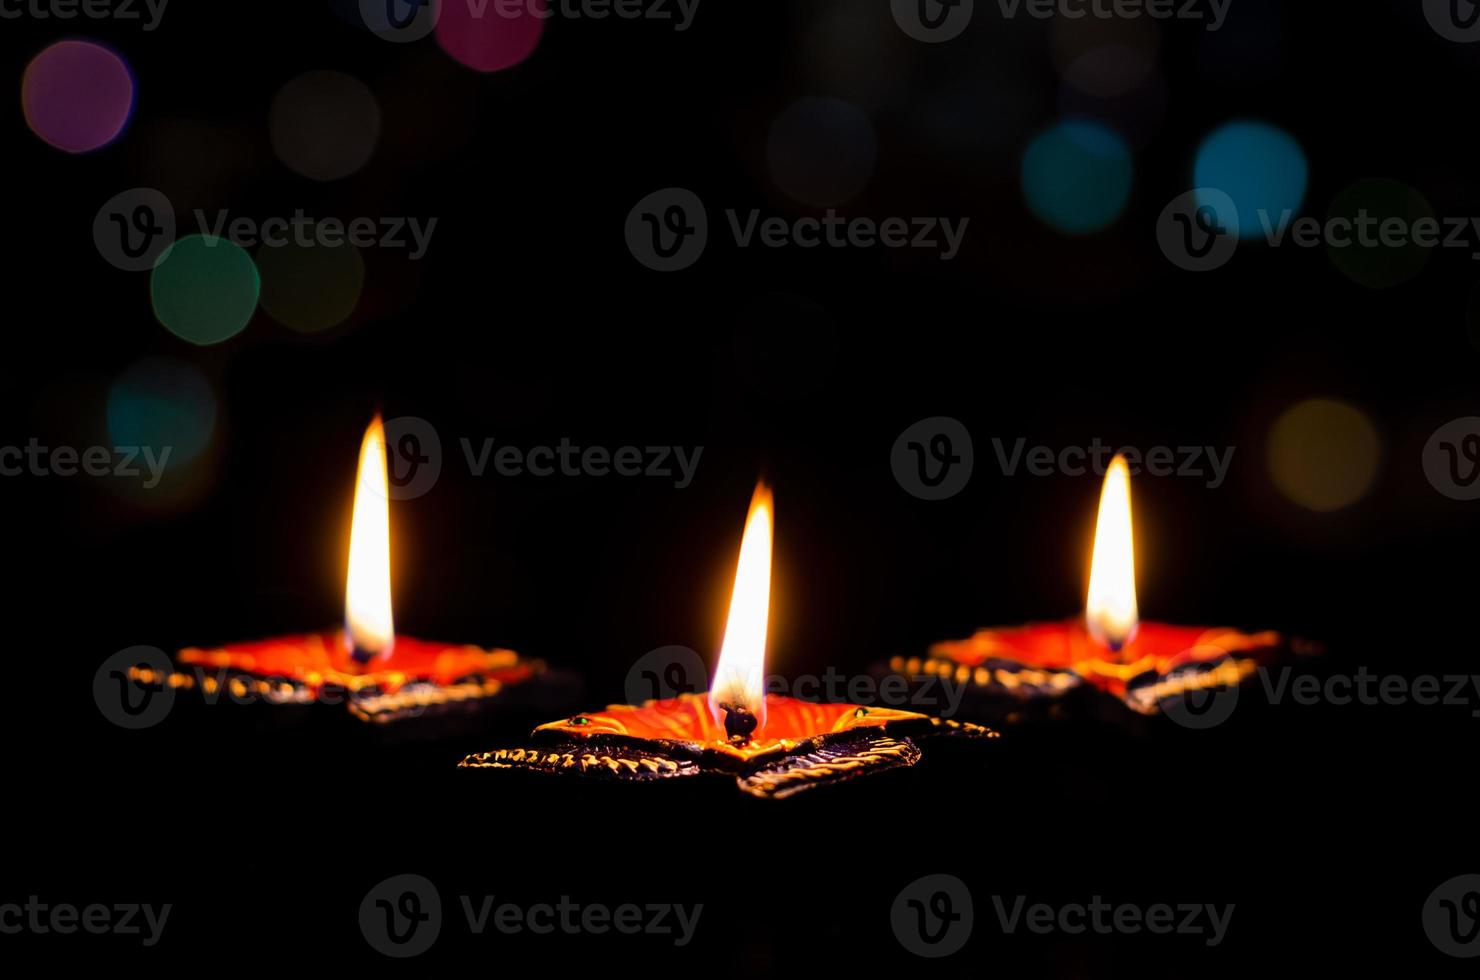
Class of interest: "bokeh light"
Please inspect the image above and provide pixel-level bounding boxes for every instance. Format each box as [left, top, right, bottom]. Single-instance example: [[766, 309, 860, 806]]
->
[[256, 239, 365, 333], [270, 70, 381, 181], [767, 97, 877, 208], [1021, 121, 1133, 234], [22, 40, 136, 153], [1267, 398, 1381, 512], [150, 235, 261, 346], [1324, 179, 1434, 289], [1194, 121, 1307, 240], [107, 357, 217, 469], [437, 0, 546, 73]]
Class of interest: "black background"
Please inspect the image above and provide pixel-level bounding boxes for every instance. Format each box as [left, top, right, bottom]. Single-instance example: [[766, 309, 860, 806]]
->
[[4, 0, 1478, 973]]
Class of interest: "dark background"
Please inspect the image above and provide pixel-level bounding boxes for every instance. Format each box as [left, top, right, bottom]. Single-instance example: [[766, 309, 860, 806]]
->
[[4, 0, 1478, 973]]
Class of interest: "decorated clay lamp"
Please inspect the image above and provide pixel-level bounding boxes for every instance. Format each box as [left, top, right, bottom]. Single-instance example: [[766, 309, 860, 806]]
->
[[888, 455, 1300, 721], [463, 481, 995, 799], [131, 417, 546, 724]]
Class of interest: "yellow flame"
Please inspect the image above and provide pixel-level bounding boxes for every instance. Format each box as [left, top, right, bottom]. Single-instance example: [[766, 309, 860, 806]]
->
[[345, 416, 395, 660], [709, 482, 773, 730], [1085, 454, 1138, 650]]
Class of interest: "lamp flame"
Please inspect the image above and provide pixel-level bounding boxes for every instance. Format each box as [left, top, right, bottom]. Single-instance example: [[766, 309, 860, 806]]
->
[[345, 416, 395, 662], [709, 481, 773, 735], [1085, 454, 1138, 650]]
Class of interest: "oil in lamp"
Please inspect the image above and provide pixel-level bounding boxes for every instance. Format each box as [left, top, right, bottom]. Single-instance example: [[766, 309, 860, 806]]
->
[[128, 417, 549, 724], [462, 481, 996, 799], [886, 455, 1303, 722]]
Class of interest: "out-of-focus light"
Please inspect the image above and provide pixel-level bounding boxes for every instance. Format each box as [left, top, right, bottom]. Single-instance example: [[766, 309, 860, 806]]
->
[[437, 0, 546, 72], [1021, 120, 1133, 234], [22, 40, 135, 153], [256, 239, 365, 333], [1194, 121, 1307, 240], [270, 71, 381, 181], [767, 97, 877, 208], [1267, 398, 1380, 512], [106, 357, 217, 469], [150, 235, 261, 346], [1324, 179, 1434, 289]]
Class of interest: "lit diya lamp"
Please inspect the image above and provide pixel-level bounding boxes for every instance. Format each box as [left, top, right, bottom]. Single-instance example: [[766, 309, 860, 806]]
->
[[131, 417, 547, 724], [462, 481, 995, 799], [887, 455, 1303, 721]]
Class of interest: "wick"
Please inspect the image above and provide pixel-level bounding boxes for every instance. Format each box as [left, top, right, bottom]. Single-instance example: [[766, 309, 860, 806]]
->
[[348, 644, 380, 667], [720, 703, 758, 744]]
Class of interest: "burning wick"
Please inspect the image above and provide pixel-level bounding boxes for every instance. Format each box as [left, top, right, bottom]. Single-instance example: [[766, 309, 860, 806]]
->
[[709, 482, 774, 743], [345, 416, 395, 666], [1085, 454, 1139, 653]]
